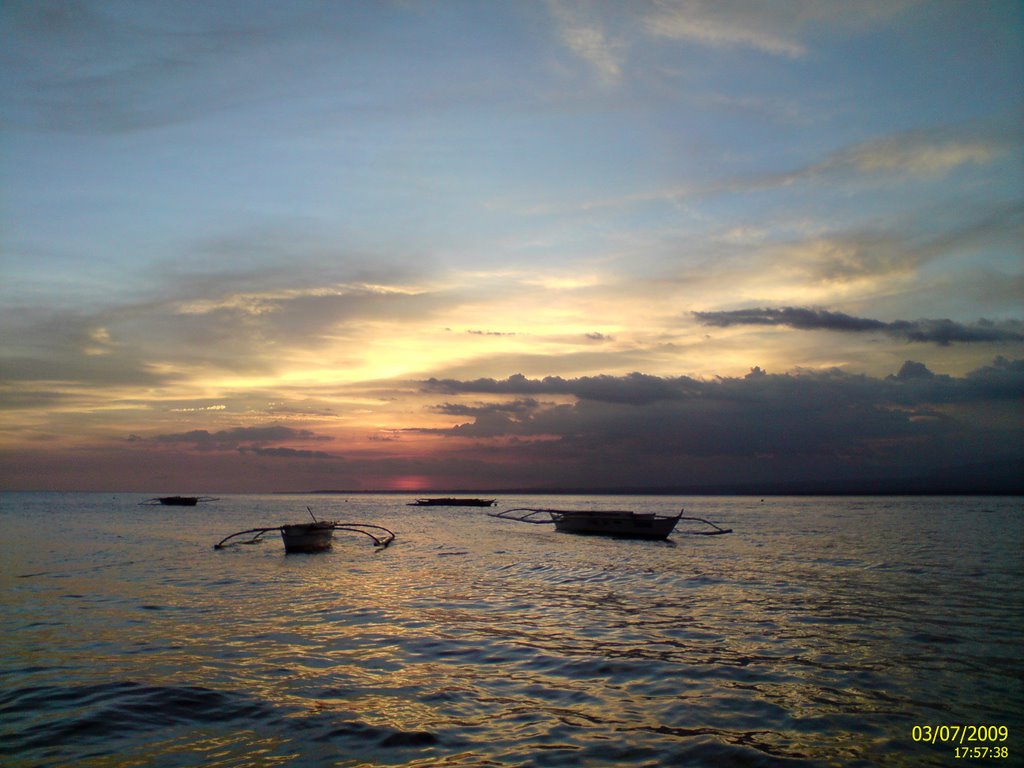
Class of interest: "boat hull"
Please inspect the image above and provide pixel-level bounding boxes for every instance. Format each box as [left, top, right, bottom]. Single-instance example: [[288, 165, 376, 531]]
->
[[552, 511, 679, 540], [158, 496, 199, 506], [410, 498, 496, 507], [280, 523, 334, 553]]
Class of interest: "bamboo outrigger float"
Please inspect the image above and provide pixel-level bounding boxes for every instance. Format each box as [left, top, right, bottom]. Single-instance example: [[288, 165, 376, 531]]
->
[[490, 507, 731, 540], [214, 508, 395, 553]]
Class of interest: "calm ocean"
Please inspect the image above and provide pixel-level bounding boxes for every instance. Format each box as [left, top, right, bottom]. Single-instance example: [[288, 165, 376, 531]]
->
[[1, 493, 1021, 767]]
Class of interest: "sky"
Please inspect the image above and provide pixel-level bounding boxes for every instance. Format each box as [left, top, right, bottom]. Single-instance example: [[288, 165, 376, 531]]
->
[[1, 0, 1022, 493]]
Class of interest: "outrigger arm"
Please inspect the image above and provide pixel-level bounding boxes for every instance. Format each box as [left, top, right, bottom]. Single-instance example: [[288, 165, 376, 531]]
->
[[676, 515, 732, 535], [490, 507, 732, 535], [213, 522, 396, 549], [213, 526, 281, 548]]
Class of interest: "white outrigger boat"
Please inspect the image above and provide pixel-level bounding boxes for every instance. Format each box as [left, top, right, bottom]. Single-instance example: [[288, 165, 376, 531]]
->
[[489, 507, 731, 540], [214, 508, 395, 553]]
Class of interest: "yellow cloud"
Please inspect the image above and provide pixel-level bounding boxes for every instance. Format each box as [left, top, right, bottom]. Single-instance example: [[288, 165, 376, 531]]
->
[[644, 2, 806, 58], [831, 137, 997, 177]]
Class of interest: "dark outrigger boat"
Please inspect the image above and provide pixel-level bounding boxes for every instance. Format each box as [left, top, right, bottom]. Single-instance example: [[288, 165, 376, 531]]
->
[[490, 507, 731, 541], [214, 508, 395, 553], [141, 496, 218, 506], [409, 497, 497, 507]]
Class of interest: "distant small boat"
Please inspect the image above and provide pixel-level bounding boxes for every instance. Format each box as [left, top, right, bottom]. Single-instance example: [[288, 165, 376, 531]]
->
[[409, 497, 497, 507], [490, 507, 731, 540], [141, 496, 218, 506], [214, 508, 395, 553]]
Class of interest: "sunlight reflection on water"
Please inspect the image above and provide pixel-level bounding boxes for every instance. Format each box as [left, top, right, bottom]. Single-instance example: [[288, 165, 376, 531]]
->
[[1, 493, 1022, 766]]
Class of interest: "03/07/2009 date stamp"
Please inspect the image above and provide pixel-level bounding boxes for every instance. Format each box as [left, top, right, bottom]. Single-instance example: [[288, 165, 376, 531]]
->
[[911, 725, 1009, 759]]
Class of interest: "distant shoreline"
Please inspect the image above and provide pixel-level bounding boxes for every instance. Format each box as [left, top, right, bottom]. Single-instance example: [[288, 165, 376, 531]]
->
[[296, 484, 1023, 497], [5, 477, 1021, 496]]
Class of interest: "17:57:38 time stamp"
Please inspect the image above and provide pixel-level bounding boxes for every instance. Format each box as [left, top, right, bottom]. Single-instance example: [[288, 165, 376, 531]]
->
[[954, 746, 1009, 759]]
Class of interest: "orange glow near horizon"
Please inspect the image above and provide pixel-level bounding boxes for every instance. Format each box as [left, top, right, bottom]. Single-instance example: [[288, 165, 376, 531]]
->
[[388, 475, 432, 491]]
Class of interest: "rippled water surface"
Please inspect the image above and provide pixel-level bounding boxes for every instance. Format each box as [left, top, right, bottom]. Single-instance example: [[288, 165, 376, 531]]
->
[[2, 493, 1021, 767]]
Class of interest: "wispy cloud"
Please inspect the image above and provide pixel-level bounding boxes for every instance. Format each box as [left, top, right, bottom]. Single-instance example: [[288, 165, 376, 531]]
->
[[643, 0, 809, 58], [522, 117, 1018, 217], [547, 0, 919, 83], [694, 307, 1024, 346], [0, 1, 367, 133], [546, 0, 626, 83], [0, 279, 450, 389], [737, 201, 1024, 296], [643, 0, 922, 58], [785, 122, 1018, 183]]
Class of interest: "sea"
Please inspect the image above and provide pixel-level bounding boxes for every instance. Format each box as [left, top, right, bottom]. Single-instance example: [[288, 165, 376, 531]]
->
[[1, 493, 1021, 768]]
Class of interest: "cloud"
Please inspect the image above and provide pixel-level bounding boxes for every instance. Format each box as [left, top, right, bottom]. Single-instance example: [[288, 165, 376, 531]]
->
[[0, 389, 75, 411], [154, 425, 333, 451], [543, 0, 922, 90], [0, 0, 365, 133], [713, 200, 1024, 300], [239, 446, 337, 460], [960, 355, 1024, 400], [432, 398, 544, 417], [792, 122, 1019, 182], [2, 1, 219, 132], [424, 359, 1024, 410], [891, 360, 934, 381], [411, 359, 1023, 487], [642, 0, 918, 59], [555, 116, 1021, 218], [643, 0, 808, 58], [547, 0, 626, 84], [171, 283, 446, 342], [424, 371, 703, 405], [0, 277, 451, 399], [705, 120, 1022, 206], [417, 398, 553, 438], [693, 307, 1024, 346], [5, 361, 1022, 491], [548, 0, 920, 82], [824, 136, 996, 176]]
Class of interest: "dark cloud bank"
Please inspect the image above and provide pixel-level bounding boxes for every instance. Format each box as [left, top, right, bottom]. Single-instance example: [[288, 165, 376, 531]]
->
[[420, 358, 1023, 494], [694, 307, 1024, 346], [134, 360, 1022, 494]]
